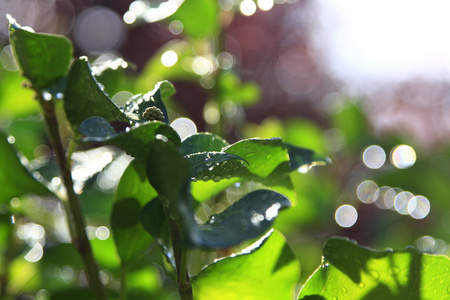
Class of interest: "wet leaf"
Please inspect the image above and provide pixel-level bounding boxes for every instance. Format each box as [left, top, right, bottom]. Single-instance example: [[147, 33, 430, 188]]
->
[[285, 143, 331, 171], [192, 230, 300, 300], [64, 58, 129, 131], [186, 189, 290, 249], [185, 152, 246, 179], [0, 131, 53, 204], [111, 161, 157, 263], [298, 238, 450, 300], [79, 116, 181, 163], [8, 17, 72, 91], [181, 133, 228, 155]]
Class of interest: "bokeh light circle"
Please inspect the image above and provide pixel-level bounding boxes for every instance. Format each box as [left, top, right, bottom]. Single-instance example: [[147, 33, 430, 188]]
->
[[394, 191, 414, 215], [73, 6, 126, 54], [391, 145, 416, 169], [171, 118, 197, 140], [356, 180, 379, 203], [408, 195, 430, 219], [362, 145, 386, 169], [335, 204, 358, 228]]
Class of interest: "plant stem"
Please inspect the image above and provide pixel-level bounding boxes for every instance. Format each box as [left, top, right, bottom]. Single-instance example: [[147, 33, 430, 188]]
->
[[119, 263, 128, 300], [163, 207, 193, 300], [38, 95, 108, 300]]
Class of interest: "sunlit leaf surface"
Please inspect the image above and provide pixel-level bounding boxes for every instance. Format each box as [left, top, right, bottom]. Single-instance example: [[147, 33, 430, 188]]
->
[[111, 161, 157, 263], [0, 131, 53, 204], [181, 133, 228, 155], [64, 58, 129, 131], [299, 238, 450, 299], [192, 230, 300, 300], [8, 16, 72, 91]]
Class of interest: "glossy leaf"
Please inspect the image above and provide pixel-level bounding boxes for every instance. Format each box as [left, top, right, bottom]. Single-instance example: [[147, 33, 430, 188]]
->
[[285, 143, 331, 172], [181, 133, 228, 155], [298, 238, 450, 299], [123, 81, 174, 125], [187, 189, 290, 249], [185, 152, 246, 179], [0, 131, 53, 204], [79, 116, 181, 162], [140, 197, 175, 269], [191, 138, 295, 202], [111, 161, 157, 263], [8, 17, 72, 91], [64, 57, 129, 131], [192, 230, 300, 299]]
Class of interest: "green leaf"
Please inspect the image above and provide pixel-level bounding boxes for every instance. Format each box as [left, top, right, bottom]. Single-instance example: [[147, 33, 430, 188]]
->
[[64, 57, 129, 131], [187, 189, 290, 249], [185, 152, 246, 179], [111, 161, 157, 263], [170, 0, 219, 39], [146, 139, 190, 209], [181, 133, 228, 155], [8, 17, 72, 91], [0, 131, 53, 204], [191, 138, 295, 203], [298, 238, 450, 299], [123, 81, 174, 125], [79, 116, 181, 163], [192, 230, 300, 299], [285, 143, 331, 172], [140, 197, 175, 269]]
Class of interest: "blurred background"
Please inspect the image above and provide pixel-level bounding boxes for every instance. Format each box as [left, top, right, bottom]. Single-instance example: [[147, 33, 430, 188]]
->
[[1, 0, 450, 299]]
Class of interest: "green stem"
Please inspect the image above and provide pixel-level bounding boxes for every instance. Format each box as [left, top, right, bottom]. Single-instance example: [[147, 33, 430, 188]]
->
[[163, 207, 193, 300], [38, 96, 108, 300], [119, 263, 128, 300]]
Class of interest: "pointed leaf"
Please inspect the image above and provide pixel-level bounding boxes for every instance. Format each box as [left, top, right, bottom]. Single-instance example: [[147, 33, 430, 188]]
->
[[111, 161, 157, 263], [285, 143, 331, 172], [299, 238, 450, 299], [123, 81, 174, 125], [64, 57, 129, 131], [79, 116, 181, 163], [0, 131, 54, 204], [181, 133, 228, 155], [187, 189, 290, 248], [8, 17, 72, 90], [192, 230, 300, 300]]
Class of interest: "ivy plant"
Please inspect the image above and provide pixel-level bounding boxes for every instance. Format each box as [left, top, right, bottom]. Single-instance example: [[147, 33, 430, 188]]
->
[[3, 9, 450, 300]]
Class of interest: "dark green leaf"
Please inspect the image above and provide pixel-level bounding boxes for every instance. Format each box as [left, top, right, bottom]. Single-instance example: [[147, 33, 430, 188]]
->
[[0, 131, 54, 204], [170, 0, 219, 39], [140, 197, 175, 269], [185, 152, 246, 179], [192, 230, 300, 299], [187, 189, 290, 248], [8, 17, 72, 91], [298, 238, 450, 299], [80, 117, 181, 162], [181, 133, 228, 155], [64, 57, 129, 131], [111, 161, 157, 263], [285, 143, 331, 172], [123, 81, 174, 125], [146, 139, 190, 209]]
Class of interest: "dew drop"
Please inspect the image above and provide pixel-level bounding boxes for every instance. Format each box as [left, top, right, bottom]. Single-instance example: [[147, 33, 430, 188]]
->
[[213, 176, 221, 182], [392, 266, 401, 275], [202, 176, 209, 181], [155, 134, 168, 142], [332, 296, 338, 300], [358, 282, 365, 288], [369, 270, 380, 280], [342, 287, 347, 293]]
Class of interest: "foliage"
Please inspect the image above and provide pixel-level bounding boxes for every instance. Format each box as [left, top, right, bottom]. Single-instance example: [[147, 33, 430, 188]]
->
[[0, 2, 449, 300]]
